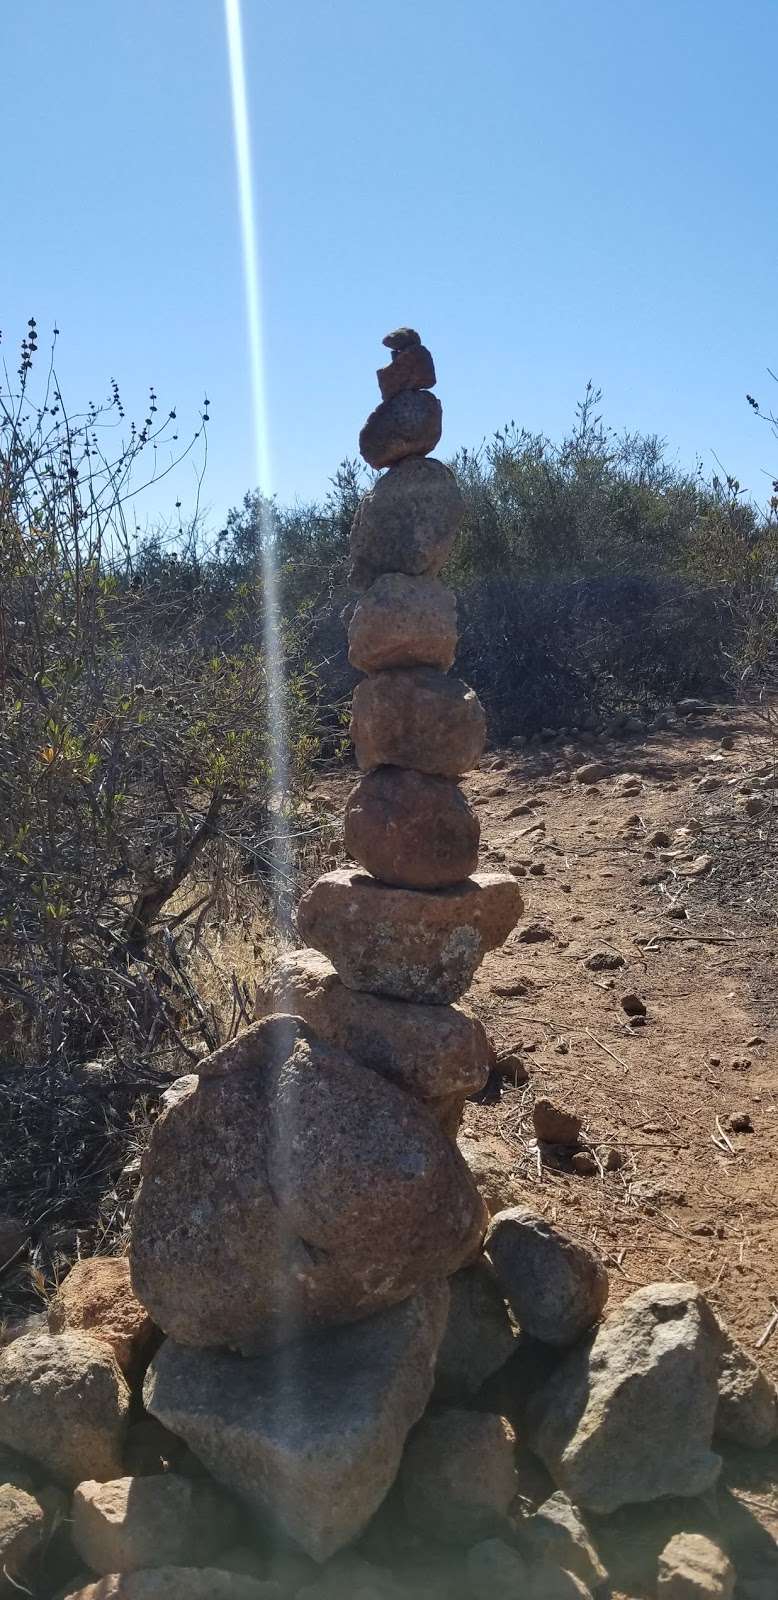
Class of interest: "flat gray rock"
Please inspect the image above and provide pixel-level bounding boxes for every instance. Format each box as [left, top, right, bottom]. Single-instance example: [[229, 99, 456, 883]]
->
[[144, 1284, 449, 1562]]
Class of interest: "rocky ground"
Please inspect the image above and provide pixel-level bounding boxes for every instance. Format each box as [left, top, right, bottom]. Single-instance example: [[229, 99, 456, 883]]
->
[[2, 702, 778, 1600]]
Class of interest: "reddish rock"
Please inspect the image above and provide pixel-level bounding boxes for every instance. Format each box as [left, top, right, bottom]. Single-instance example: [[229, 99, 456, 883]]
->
[[359, 390, 442, 469], [351, 669, 486, 777], [349, 456, 463, 587], [377, 344, 436, 401], [344, 768, 480, 888], [532, 1097, 583, 1148], [130, 1017, 486, 1351], [348, 573, 457, 673], [256, 948, 491, 1102], [48, 1258, 156, 1378], [297, 869, 523, 1003]]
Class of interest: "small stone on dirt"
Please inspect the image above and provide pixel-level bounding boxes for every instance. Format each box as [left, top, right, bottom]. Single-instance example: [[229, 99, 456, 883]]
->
[[571, 1152, 598, 1177], [532, 1097, 582, 1147], [575, 763, 609, 785], [584, 949, 625, 971], [657, 1531, 735, 1598], [620, 993, 647, 1017], [517, 921, 554, 943], [727, 1111, 754, 1133]]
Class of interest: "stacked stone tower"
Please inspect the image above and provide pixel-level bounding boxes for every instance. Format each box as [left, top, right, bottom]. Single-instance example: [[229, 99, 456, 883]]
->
[[129, 330, 523, 1562]]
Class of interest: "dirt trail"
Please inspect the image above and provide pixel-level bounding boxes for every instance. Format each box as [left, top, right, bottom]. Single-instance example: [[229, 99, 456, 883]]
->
[[461, 713, 778, 1377], [320, 709, 778, 1380]]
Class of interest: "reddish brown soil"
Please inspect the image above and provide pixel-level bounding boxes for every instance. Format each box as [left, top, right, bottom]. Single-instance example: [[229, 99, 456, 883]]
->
[[319, 708, 778, 1584]]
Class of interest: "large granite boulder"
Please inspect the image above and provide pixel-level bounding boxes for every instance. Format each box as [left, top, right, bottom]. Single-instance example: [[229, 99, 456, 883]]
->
[[297, 870, 522, 1003], [351, 669, 486, 777], [359, 390, 442, 469], [348, 456, 462, 588], [255, 949, 491, 1102], [0, 1331, 129, 1487], [347, 574, 457, 673], [130, 1017, 484, 1351], [344, 768, 480, 888], [143, 1283, 449, 1563], [528, 1282, 723, 1512]]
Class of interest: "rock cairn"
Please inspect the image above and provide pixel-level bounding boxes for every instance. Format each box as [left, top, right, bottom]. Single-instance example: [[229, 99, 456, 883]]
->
[[124, 328, 522, 1559]]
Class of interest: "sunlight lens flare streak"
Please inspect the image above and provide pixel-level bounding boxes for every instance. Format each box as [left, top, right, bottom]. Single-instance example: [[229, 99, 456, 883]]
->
[[224, 0, 290, 893]]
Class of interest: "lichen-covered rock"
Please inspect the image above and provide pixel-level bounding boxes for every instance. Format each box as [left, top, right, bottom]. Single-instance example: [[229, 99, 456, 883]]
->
[[130, 1017, 484, 1350], [657, 1532, 735, 1598], [486, 1209, 608, 1348], [0, 1332, 129, 1487], [351, 669, 486, 778], [72, 1475, 238, 1575], [344, 768, 480, 888], [348, 456, 463, 587], [348, 574, 457, 673], [48, 1258, 156, 1378], [359, 390, 442, 469], [256, 949, 491, 1103], [400, 1408, 517, 1544], [528, 1282, 723, 1512], [298, 869, 522, 1003], [715, 1325, 778, 1448], [435, 1260, 517, 1400], [144, 1284, 449, 1563]]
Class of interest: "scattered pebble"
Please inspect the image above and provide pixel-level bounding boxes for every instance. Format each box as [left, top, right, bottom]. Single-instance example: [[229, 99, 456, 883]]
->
[[585, 949, 626, 971], [516, 922, 554, 943], [728, 1111, 754, 1133], [571, 1152, 598, 1177], [620, 993, 647, 1018], [533, 1097, 582, 1148]]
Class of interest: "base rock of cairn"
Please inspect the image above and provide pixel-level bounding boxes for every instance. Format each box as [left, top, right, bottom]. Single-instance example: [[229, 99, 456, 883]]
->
[[143, 1282, 449, 1563], [125, 326, 522, 1561]]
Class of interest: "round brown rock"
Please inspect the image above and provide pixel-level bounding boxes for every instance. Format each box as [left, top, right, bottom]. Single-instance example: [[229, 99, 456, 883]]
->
[[349, 455, 463, 587], [347, 574, 457, 674], [130, 1017, 486, 1351], [0, 1331, 130, 1487], [344, 768, 480, 888], [377, 344, 436, 401], [297, 869, 522, 1003], [351, 669, 486, 778], [360, 390, 441, 469], [255, 948, 491, 1102]]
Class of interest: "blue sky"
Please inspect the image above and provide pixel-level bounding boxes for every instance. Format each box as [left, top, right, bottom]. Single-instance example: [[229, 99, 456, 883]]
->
[[2, 0, 776, 531]]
